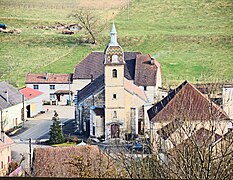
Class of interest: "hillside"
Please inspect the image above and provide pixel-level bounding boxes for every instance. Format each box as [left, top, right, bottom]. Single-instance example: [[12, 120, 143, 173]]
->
[[0, 0, 232, 87]]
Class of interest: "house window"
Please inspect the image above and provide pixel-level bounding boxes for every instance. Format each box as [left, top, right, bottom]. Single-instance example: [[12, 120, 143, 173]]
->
[[112, 69, 117, 78], [144, 86, 147, 91], [113, 94, 117, 99], [93, 126, 95, 136], [33, 85, 39, 90], [50, 93, 56, 100], [1, 161, 3, 169], [113, 111, 117, 118], [8, 156, 10, 163], [50, 85, 55, 90]]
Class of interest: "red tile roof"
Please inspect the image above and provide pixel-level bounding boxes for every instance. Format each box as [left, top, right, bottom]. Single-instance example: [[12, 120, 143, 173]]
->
[[19, 87, 43, 100], [148, 81, 229, 122], [169, 127, 222, 153], [32, 145, 117, 178], [25, 73, 72, 84], [134, 54, 160, 86]]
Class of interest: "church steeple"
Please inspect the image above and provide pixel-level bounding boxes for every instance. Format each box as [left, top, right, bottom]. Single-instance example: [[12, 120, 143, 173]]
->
[[104, 22, 124, 65], [110, 22, 118, 45]]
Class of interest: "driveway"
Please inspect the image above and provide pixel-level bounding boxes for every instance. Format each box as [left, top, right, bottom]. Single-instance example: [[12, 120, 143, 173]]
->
[[10, 105, 75, 169]]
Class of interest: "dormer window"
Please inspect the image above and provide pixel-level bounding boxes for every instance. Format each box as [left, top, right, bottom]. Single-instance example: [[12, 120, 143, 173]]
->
[[111, 55, 119, 63], [112, 69, 117, 78]]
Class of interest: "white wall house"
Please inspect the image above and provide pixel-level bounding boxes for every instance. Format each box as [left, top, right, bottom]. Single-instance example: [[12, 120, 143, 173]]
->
[[20, 87, 44, 118], [25, 73, 73, 105], [0, 82, 23, 131]]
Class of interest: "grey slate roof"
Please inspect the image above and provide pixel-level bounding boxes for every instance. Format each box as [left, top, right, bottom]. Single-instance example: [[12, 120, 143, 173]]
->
[[0, 82, 22, 109], [77, 75, 105, 103], [74, 51, 160, 87], [73, 52, 140, 81]]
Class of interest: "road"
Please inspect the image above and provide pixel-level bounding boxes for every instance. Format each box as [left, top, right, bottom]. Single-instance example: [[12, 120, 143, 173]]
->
[[10, 105, 75, 169]]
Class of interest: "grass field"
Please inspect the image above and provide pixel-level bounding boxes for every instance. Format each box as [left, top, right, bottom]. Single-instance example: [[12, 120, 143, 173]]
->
[[0, 0, 232, 87]]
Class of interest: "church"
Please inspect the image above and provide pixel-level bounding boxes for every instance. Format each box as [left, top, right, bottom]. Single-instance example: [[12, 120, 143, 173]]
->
[[74, 23, 165, 140]]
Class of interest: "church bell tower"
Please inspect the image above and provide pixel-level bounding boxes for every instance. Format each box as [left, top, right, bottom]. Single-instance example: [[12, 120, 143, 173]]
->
[[104, 22, 125, 139]]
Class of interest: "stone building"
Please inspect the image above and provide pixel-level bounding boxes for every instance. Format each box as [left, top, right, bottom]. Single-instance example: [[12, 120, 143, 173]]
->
[[75, 23, 165, 140], [147, 81, 231, 151]]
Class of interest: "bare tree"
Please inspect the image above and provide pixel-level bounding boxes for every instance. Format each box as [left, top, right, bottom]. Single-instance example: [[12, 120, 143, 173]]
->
[[70, 9, 107, 45], [106, 81, 233, 179]]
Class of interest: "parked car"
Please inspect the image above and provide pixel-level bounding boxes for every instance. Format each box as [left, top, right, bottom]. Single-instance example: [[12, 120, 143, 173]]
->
[[127, 140, 151, 154]]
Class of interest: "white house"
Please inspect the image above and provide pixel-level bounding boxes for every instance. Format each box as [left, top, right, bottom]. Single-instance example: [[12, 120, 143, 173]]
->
[[19, 87, 44, 118], [0, 82, 23, 131], [25, 73, 73, 105]]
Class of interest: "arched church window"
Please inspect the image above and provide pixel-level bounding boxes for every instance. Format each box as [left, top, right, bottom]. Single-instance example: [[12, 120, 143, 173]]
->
[[112, 69, 117, 78], [111, 55, 119, 63]]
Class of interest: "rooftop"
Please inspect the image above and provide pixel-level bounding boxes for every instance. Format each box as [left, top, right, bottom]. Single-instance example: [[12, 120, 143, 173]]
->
[[19, 87, 43, 100], [25, 73, 72, 84], [148, 81, 229, 122]]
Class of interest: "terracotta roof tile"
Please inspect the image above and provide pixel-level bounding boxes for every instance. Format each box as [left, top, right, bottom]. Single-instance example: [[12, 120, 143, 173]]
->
[[169, 127, 222, 153], [54, 90, 73, 95], [19, 87, 43, 100], [25, 73, 72, 84], [32, 145, 116, 178], [148, 81, 229, 122], [134, 54, 160, 86]]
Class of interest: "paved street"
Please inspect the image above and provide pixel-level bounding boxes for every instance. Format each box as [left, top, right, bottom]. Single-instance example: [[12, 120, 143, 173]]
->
[[10, 105, 75, 169]]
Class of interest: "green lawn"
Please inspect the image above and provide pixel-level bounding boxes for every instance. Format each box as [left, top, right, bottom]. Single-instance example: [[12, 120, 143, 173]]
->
[[0, 0, 232, 87]]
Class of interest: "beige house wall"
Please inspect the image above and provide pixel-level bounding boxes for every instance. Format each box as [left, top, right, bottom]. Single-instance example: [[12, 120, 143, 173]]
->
[[124, 90, 145, 133], [223, 86, 233, 119], [0, 146, 11, 176], [104, 65, 124, 87], [0, 103, 23, 131], [72, 79, 91, 93], [95, 116, 104, 137], [152, 119, 230, 150]]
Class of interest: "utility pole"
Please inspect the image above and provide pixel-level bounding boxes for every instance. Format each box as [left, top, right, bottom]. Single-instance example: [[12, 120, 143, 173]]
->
[[29, 138, 32, 173], [22, 94, 25, 127], [68, 74, 71, 106]]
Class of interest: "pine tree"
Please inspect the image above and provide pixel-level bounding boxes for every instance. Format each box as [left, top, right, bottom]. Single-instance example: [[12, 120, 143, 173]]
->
[[49, 111, 65, 144]]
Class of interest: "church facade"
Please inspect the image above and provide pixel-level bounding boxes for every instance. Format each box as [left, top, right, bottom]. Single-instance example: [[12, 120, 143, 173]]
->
[[74, 23, 165, 140]]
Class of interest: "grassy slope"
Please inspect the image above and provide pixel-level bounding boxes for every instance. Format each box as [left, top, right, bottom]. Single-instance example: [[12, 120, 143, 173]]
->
[[0, 0, 232, 87], [115, 0, 233, 85]]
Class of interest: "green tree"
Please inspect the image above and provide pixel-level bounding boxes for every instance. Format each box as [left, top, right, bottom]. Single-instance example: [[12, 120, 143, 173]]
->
[[49, 111, 65, 144]]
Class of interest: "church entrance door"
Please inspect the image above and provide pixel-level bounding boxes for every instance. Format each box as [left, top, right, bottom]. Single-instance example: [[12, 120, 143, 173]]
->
[[111, 124, 120, 138]]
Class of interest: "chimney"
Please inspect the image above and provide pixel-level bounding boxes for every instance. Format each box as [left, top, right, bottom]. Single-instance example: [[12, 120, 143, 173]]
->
[[4, 90, 9, 102], [90, 74, 94, 82], [151, 57, 155, 65], [1, 131, 5, 143]]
